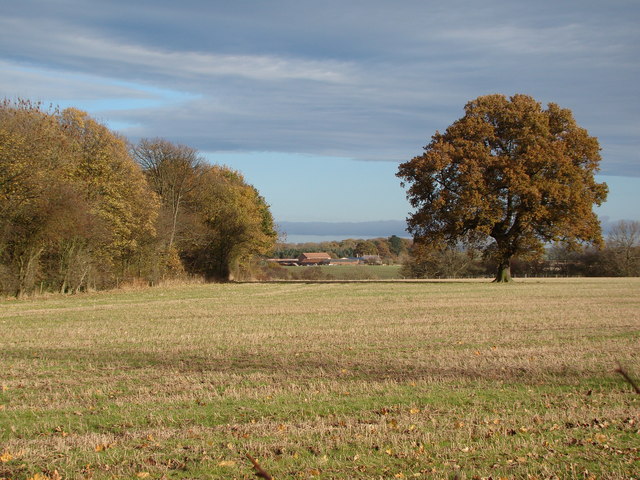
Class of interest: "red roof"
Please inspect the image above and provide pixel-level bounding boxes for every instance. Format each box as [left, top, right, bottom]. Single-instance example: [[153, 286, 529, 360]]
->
[[300, 252, 331, 259]]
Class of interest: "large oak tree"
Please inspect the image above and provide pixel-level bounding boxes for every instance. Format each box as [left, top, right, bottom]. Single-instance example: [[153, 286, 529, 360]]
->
[[397, 94, 608, 282]]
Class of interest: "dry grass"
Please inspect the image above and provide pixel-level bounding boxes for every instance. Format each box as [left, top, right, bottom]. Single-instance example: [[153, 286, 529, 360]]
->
[[1, 278, 638, 479]]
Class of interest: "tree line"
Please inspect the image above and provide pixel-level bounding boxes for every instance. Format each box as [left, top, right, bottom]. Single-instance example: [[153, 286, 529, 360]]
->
[[272, 235, 412, 264], [402, 220, 640, 278], [0, 100, 277, 296]]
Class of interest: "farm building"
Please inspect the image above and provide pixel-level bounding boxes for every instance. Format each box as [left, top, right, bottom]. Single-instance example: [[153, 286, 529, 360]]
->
[[327, 258, 360, 266], [267, 258, 299, 266], [298, 252, 332, 265], [360, 255, 383, 265], [266, 252, 332, 266], [267, 253, 380, 267]]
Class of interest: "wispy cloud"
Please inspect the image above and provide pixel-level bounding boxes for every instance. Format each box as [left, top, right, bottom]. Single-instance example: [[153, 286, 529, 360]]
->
[[0, 16, 354, 84], [1, 1, 638, 177], [439, 24, 595, 56]]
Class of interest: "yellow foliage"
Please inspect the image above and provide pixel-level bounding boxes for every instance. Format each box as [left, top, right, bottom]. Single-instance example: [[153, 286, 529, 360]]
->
[[398, 94, 608, 281]]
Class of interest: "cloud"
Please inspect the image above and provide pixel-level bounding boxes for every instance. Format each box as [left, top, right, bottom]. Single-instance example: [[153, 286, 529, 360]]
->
[[437, 22, 630, 59], [1, 0, 638, 178], [0, 60, 183, 106], [0, 16, 354, 84]]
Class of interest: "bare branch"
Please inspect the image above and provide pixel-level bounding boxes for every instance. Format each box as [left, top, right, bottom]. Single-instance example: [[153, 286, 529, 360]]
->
[[246, 453, 274, 480], [615, 362, 640, 394]]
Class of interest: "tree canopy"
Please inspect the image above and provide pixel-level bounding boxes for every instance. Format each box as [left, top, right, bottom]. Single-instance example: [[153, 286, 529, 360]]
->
[[397, 94, 608, 282], [0, 101, 158, 295], [178, 165, 278, 281], [132, 139, 278, 282], [0, 100, 278, 296]]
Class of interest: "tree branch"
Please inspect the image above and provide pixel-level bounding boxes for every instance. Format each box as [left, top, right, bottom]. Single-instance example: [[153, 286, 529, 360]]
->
[[615, 362, 640, 394], [246, 453, 274, 480]]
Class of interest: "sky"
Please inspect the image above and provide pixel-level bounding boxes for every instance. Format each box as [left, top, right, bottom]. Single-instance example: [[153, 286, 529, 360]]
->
[[1, 0, 639, 241]]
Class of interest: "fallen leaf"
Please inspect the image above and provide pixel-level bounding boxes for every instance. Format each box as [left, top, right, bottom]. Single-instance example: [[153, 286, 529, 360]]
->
[[217, 460, 236, 467], [594, 433, 608, 443], [27, 474, 48, 480], [0, 451, 13, 462], [136, 473, 150, 478]]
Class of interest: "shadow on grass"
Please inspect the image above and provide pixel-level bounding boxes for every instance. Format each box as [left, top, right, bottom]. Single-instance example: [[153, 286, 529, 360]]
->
[[0, 345, 605, 385]]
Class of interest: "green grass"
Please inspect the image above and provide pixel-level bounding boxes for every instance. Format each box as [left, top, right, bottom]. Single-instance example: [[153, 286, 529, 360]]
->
[[314, 264, 404, 280], [283, 264, 404, 280], [1, 278, 639, 479]]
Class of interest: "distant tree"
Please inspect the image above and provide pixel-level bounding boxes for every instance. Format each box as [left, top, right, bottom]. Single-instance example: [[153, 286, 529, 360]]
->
[[606, 220, 640, 276], [373, 238, 392, 262], [397, 94, 608, 282], [401, 243, 482, 279], [336, 239, 357, 258], [388, 235, 408, 257], [354, 240, 378, 257]]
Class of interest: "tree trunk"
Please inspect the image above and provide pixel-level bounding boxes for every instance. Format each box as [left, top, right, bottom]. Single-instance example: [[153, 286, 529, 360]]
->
[[493, 259, 513, 283], [168, 196, 181, 250], [204, 252, 233, 282]]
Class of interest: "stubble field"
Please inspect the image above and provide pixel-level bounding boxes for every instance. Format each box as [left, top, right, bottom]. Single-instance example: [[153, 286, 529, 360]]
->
[[1, 278, 639, 479]]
